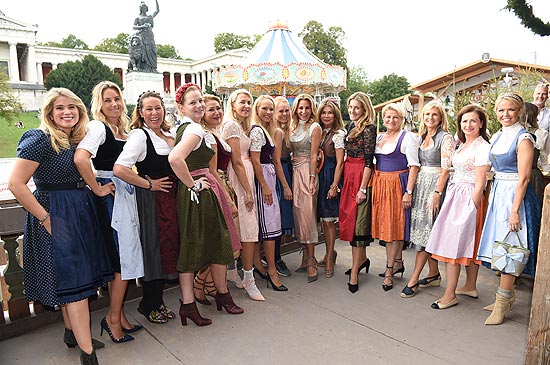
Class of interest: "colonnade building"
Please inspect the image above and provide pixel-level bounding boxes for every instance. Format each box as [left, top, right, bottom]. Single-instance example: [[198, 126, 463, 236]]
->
[[0, 10, 247, 110]]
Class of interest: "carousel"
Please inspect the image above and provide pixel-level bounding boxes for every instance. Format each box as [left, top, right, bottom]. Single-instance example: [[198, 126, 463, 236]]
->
[[212, 21, 347, 100]]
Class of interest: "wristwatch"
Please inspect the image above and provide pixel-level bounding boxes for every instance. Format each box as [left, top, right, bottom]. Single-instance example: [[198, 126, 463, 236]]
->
[[405, 189, 413, 195]]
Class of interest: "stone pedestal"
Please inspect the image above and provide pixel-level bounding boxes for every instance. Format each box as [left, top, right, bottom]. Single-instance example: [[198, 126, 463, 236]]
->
[[124, 72, 164, 106]]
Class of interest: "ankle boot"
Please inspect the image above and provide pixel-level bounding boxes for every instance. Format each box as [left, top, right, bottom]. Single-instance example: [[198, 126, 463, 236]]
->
[[227, 268, 244, 288], [483, 286, 516, 311], [64, 329, 105, 350], [179, 300, 212, 326], [79, 349, 98, 365], [484, 292, 512, 325], [215, 291, 244, 314]]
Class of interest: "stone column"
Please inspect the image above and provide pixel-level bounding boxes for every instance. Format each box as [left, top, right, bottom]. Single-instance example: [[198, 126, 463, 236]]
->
[[8, 42, 19, 82], [36, 62, 44, 84], [202, 70, 207, 90], [169, 72, 175, 95], [26, 44, 38, 83]]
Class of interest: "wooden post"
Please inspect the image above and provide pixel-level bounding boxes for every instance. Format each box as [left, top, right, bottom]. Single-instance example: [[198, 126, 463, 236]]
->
[[525, 184, 550, 364]]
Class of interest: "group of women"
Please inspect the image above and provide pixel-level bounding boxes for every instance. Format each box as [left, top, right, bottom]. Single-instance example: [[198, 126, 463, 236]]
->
[[8, 81, 542, 364]]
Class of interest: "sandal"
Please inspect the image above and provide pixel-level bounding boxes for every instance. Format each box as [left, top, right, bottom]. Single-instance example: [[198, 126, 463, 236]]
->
[[194, 275, 211, 305], [204, 277, 218, 299], [318, 250, 337, 267], [382, 265, 393, 291], [418, 273, 441, 288], [306, 256, 318, 283]]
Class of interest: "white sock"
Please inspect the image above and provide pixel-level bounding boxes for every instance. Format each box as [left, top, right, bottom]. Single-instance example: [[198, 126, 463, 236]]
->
[[243, 269, 254, 281]]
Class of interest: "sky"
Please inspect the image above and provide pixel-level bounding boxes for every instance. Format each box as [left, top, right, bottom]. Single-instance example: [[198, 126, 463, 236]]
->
[[2, 0, 550, 85]]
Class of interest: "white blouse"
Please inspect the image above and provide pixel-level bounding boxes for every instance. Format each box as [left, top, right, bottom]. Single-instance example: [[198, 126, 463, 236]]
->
[[375, 130, 421, 166], [489, 122, 534, 156], [77, 119, 125, 158], [180, 118, 215, 150], [115, 125, 175, 168]]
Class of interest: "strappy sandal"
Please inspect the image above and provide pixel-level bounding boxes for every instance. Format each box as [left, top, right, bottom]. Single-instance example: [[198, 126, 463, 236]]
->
[[318, 250, 337, 267], [382, 265, 393, 291], [306, 256, 318, 283], [204, 277, 218, 299], [193, 275, 211, 305]]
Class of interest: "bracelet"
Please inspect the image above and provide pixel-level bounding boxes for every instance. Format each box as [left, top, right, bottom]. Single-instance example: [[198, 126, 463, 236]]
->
[[38, 213, 50, 225], [192, 181, 202, 192], [145, 177, 153, 190], [358, 188, 367, 194], [228, 202, 235, 207], [309, 174, 316, 178], [330, 185, 341, 193], [435, 190, 443, 196]]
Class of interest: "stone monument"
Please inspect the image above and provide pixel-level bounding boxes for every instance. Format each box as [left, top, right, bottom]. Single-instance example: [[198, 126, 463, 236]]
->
[[124, 0, 164, 105]]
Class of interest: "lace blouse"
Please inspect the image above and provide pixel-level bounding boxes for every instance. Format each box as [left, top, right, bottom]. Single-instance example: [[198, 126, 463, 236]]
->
[[344, 122, 376, 168], [451, 136, 490, 184]]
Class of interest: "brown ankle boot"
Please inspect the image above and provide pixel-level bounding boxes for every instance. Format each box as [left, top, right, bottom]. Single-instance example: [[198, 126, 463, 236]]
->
[[179, 300, 212, 326], [485, 292, 512, 325], [215, 291, 244, 314]]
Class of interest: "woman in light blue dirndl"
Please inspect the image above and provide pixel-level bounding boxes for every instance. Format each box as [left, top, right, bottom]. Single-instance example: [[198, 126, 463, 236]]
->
[[477, 92, 541, 326]]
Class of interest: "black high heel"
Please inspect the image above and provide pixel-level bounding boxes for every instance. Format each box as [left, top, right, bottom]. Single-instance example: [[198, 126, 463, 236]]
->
[[382, 265, 394, 291], [344, 258, 370, 276], [63, 329, 105, 349], [266, 273, 288, 291], [122, 324, 143, 334], [348, 272, 359, 293], [378, 259, 404, 277], [100, 317, 134, 343], [253, 266, 268, 280]]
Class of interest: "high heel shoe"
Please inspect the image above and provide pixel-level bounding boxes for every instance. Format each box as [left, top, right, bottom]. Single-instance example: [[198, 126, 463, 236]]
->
[[382, 265, 394, 291], [266, 273, 288, 291], [179, 300, 212, 326], [253, 266, 268, 280], [400, 281, 420, 298], [227, 267, 244, 288], [345, 258, 370, 276], [194, 275, 212, 305], [63, 329, 105, 350], [305, 256, 318, 283], [378, 259, 404, 277], [215, 291, 244, 314], [418, 273, 441, 288], [100, 317, 134, 343], [318, 250, 338, 267], [122, 324, 143, 334], [79, 348, 99, 365], [348, 272, 359, 293]]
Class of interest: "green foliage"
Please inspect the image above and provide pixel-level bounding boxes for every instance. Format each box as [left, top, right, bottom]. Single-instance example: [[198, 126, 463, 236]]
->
[[367, 73, 410, 106], [213, 33, 260, 53], [94, 33, 129, 54], [505, 0, 550, 36], [0, 111, 40, 157], [0, 73, 23, 122], [339, 66, 369, 119], [44, 55, 122, 111], [299, 21, 348, 70], [157, 44, 182, 59], [40, 34, 89, 49]]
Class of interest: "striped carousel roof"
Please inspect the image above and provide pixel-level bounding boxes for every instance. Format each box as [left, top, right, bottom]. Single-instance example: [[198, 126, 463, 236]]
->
[[241, 21, 324, 66]]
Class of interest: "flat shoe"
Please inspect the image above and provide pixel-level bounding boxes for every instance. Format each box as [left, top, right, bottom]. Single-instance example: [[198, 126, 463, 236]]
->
[[431, 298, 458, 310], [455, 289, 478, 298]]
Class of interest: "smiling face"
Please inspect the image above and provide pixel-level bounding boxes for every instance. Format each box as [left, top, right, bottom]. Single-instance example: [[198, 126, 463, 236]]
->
[[533, 85, 548, 109], [139, 96, 165, 130], [257, 98, 274, 125], [383, 109, 402, 133], [274, 100, 290, 127], [423, 107, 441, 131], [51, 96, 80, 134], [296, 99, 312, 121], [233, 93, 252, 121], [348, 99, 365, 122], [496, 99, 521, 127], [179, 89, 205, 123], [203, 99, 223, 129], [101, 88, 123, 123], [320, 105, 335, 129], [460, 111, 482, 139]]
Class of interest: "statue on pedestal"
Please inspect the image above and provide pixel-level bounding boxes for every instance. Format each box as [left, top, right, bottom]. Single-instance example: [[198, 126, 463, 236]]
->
[[128, 0, 159, 73]]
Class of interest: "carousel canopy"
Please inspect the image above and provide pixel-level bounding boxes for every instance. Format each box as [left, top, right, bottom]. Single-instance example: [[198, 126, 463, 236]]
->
[[213, 21, 347, 97]]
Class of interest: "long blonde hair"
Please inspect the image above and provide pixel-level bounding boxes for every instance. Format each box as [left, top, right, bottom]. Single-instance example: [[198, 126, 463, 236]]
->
[[40, 88, 88, 153], [291, 94, 317, 130], [91, 81, 129, 136], [347, 92, 375, 139], [225, 88, 253, 134], [274, 96, 291, 148], [251, 94, 276, 144], [417, 100, 448, 138]]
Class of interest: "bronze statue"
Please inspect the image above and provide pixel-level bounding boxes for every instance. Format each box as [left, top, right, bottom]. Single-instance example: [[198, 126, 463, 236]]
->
[[128, 0, 159, 73]]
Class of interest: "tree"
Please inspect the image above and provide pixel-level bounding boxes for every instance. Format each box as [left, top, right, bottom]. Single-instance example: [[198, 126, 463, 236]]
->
[[94, 33, 129, 54], [44, 55, 122, 110], [367, 73, 410, 106], [0, 73, 23, 122], [157, 44, 182, 59], [505, 0, 550, 36], [213, 33, 260, 53], [299, 21, 348, 70], [339, 66, 369, 119], [41, 34, 89, 50]]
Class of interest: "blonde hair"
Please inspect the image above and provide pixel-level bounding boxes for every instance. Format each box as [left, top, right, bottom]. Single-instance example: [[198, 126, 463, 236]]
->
[[91, 81, 129, 136], [274, 96, 291, 148], [316, 98, 344, 132], [291, 94, 317, 130], [130, 91, 170, 131], [417, 100, 448, 137], [347, 92, 375, 139], [225, 88, 253, 134], [40, 88, 88, 153], [382, 103, 405, 128], [251, 94, 276, 144], [495, 91, 524, 115]]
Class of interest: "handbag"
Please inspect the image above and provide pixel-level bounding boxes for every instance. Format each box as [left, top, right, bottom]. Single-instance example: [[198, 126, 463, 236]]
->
[[491, 231, 530, 277]]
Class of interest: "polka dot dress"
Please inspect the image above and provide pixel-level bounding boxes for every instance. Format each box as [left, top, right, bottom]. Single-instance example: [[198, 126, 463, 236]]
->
[[17, 130, 113, 308]]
